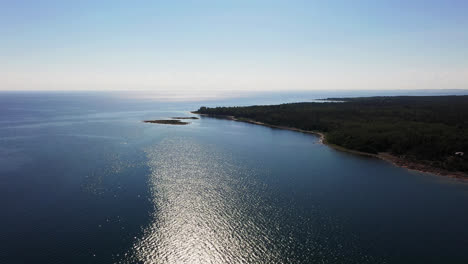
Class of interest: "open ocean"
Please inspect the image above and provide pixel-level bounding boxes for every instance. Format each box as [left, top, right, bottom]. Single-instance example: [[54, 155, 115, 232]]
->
[[1, 91, 468, 263]]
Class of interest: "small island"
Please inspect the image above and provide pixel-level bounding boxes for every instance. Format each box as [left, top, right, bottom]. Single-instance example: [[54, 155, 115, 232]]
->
[[172, 117, 199, 120], [194, 96, 468, 178], [143, 120, 189, 125]]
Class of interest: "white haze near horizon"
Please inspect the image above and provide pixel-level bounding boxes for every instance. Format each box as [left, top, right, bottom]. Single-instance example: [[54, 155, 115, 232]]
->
[[1, 1, 468, 96]]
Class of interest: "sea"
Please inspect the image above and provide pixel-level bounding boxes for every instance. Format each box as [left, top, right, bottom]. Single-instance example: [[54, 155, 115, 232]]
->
[[1, 90, 468, 264]]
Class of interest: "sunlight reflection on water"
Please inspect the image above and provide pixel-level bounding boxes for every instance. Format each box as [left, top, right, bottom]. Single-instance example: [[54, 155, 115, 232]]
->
[[121, 138, 377, 264], [124, 138, 284, 263]]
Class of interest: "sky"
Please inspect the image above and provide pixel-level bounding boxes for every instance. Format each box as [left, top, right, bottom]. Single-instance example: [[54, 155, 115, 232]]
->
[[1, 0, 468, 95]]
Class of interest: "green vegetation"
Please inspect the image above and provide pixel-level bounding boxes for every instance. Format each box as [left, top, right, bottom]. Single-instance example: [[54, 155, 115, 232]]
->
[[195, 96, 468, 173]]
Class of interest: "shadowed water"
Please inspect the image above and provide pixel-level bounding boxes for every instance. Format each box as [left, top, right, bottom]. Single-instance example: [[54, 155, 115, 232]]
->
[[1, 92, 468, 264]]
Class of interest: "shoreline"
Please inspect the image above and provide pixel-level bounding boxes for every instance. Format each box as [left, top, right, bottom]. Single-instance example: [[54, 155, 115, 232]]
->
[[194, 113, 467, 179]]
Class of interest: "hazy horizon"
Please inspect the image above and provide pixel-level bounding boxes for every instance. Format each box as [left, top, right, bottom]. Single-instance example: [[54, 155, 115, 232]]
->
[[2, 88, 468, 103], [2, 1, 468, 97]]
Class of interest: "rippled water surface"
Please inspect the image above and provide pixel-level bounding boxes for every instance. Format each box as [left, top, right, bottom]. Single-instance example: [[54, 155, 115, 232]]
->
[[1, 92, 468, 264]]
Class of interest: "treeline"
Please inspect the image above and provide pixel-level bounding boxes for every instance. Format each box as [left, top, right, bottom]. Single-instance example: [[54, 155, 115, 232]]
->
[[195, 96, 468, 172]]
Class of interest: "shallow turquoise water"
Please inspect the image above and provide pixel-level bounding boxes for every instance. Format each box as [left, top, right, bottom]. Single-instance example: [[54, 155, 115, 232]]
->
[[1, 92, 468, 263]]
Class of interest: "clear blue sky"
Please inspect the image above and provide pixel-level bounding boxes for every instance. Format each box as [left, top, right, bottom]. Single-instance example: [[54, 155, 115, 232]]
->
[[1, 0, 467, 95]]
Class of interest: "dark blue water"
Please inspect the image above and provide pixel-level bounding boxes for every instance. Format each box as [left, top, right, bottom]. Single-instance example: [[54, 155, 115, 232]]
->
[[1, 92, 468, 263]]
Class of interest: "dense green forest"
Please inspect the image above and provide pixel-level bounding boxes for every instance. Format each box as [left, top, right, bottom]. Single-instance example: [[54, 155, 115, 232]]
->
[[195, 96, 468, 173]]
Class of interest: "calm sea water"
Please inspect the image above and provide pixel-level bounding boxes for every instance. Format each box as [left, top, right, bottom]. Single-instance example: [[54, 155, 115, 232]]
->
[[1, 92, 468, 264]]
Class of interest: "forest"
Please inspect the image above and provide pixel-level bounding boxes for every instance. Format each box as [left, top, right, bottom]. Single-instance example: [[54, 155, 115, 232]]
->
[[195, 96, 468, 173]]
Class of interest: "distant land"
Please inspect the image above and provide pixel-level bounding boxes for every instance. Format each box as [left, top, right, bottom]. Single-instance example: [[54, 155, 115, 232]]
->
[[194, 96, 468, 178]]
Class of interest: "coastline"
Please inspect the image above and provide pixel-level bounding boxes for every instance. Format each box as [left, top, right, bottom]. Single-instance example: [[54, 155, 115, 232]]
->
[[194, 113, 468, 179]]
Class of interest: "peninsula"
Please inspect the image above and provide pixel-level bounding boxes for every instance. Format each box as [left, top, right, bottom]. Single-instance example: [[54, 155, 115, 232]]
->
[[194, 96, 468, 178]]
